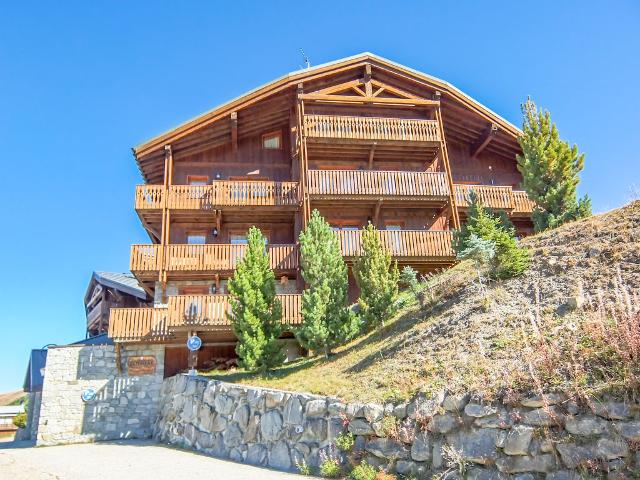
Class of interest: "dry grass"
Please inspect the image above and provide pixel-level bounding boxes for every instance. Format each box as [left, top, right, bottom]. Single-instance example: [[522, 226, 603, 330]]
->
[[208, 202, 640, 403], [0, 391, 26, 406]]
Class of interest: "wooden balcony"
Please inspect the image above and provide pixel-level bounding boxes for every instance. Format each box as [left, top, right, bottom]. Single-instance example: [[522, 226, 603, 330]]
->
[[108, 294, 302, 343], [512, 190, 536, 216], [135, 181, 300, 211], [304, 115, 440, 144], [307, 169, 449, 204], [335, 230, 455, 263], [130, 244, 299, 277], [454, 185, 535, 216]]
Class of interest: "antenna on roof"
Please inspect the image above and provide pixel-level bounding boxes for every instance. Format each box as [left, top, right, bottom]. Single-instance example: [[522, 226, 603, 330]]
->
[[300, 49, 311, 69]]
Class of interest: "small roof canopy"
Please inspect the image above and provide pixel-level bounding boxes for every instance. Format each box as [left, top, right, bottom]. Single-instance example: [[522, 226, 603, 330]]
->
[[84, 271, 148, 305]]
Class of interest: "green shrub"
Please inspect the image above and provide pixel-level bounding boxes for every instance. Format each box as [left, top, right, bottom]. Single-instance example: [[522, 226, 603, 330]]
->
[[354, 224, 399, 329], [13, 412, 26, 429], [349, 461, 377, 480], [335, 431, 355, 452], [227, 226, 285, 372], [454, 191, 530, 280], [319, 446, 342, 478], [294, 457, 312, 475]]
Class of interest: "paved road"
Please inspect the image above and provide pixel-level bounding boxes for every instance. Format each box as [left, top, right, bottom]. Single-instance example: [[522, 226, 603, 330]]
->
[[0, 439, 307, 479]]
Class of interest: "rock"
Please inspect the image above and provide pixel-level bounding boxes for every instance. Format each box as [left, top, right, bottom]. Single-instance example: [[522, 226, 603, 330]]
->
[[197, 404, 214, 431], [300, 418, 327, 443], [261, 410, 284, 441], [432, 439, 444, 469], [465, 403, 498, 418], [556, 443, 596, 469], [211, 414, 228, 432], [411, 431, 431, 461], [466, 468, 509, 480], [565, 295, 585, 310], [243, 413, 260, 442], [269, 440, 291, 470], [595, 437, 629, 459], [494, 430, 508, 448], [445, 429, 501, 465], [429, 413, 459, 433], [214, 394, 235, 415], [407, 391, 444, 420], [395, 460, 419, 476], [495, 454, 556, 473], [265, 391, 285, 409], [593, 402, 630, 420], [514, 475, 535, 480], [346, 403, 365, 418], [443, 393, 470, 412], [246, 444, 268, 466], [522, 407, 563, 426], [223, 422, 243, 448], [348, 419, 374, 436], [246, 388, 264, 410], [617, 421, 640, 441], [196, 431, 214, 449], [233, 404, 250, 432], [474, 410, 512, 429], [305, 399, 327, 417], [545, 472, 581, 480], [393, 403, 408, 419], [565, 414, 610, 436], [283, 396, 303, 425], [366, 438, 409, 459], [327, 402, 345, 416], [363, 403, 384, 423], [229, 447, 243, 462], [520, 393, 564, 408], [503, 425, 534, 456], [327, 417, 345, 442]]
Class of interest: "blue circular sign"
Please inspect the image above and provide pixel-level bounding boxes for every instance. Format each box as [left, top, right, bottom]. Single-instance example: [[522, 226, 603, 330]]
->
[[81, 388, 97, 403], [187, 335, 202, 351]]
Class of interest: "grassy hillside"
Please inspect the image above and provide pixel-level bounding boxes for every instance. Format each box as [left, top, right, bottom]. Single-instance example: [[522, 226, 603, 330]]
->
[[209, 201, 640, 403], [0, 390, 26, 406]]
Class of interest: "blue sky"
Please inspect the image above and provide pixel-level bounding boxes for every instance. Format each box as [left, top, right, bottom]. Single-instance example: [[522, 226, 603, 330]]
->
[[0, 1, 638, 392]]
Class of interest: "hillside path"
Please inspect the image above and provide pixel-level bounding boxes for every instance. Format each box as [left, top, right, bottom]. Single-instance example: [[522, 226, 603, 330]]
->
[[0, 439, 309, 479]]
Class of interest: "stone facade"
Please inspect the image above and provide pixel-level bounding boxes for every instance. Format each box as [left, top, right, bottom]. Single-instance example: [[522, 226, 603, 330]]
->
[[34, 344, 164, 446], [156, 375, 640, 478]]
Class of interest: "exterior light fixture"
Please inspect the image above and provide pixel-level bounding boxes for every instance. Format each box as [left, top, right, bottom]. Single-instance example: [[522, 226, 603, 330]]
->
[[212, 227, 218, 237]]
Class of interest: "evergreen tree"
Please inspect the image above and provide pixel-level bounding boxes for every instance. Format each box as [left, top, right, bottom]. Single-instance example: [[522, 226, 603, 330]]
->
[[296, 210, 358, 358], [227, 226, 285, 372], [354, 224, 399, 328], [517, 97, 592, 232], [454, 192, 530, 280]]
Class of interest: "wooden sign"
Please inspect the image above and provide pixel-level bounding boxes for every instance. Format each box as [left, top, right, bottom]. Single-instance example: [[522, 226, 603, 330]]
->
[[127, 356, 157, 376]]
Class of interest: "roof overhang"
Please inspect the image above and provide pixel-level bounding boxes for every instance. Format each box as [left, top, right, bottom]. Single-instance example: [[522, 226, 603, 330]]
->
[[133, 52, 522, 169]]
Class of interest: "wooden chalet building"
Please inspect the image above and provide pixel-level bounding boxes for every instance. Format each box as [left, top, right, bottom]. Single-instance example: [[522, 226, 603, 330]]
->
[[108, 53, 534, 372]]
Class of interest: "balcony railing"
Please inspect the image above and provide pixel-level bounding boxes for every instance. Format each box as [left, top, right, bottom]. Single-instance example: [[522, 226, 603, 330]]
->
[[135, 181, 300, 210], [512, 190, 536, 215], [130, 244, 298, 273], [454, 185, 535, 214], [335, 230, 455, 259], [109, 294, 302, 342], [307, 170, 450, 199], [304, 114, 440, 143], [454, 184, 514, 210]]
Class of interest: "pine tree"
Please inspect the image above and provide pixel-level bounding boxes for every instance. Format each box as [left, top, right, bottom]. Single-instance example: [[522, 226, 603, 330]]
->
[[354, 224, 399, 329], [297, 210, 358, 358], [227, 226, 285, 372], [454, 192, 530, 280], [517, 97, 592, 232]]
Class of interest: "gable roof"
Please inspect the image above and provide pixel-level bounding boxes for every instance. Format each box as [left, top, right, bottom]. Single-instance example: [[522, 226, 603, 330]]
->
[[84, 271, 147, 303], [133, 52, 521, 161]]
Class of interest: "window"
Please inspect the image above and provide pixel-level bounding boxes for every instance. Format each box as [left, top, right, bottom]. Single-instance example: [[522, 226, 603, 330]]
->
[[187, 175, 209, 185], [229, 234, 247, 245], [262, 131, 282, 150], [187, 232, 207, 245]]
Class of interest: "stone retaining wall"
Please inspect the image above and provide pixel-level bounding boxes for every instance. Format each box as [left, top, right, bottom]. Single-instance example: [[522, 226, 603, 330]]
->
[[35, 344, 164, 446], [155, 375, 640, 478]]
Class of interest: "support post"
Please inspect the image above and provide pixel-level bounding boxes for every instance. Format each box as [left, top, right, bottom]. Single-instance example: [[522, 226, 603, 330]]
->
[[230, 112, 238, 160]]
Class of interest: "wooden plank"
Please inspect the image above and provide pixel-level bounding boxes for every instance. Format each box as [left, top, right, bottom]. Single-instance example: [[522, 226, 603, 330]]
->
[[299, 93, 440, 106], [470, 123, 499, 159]]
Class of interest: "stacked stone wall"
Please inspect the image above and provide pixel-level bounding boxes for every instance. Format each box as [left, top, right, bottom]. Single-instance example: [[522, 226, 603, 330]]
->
[[35, 344, 164, 446], [156, 375, 640, 478]]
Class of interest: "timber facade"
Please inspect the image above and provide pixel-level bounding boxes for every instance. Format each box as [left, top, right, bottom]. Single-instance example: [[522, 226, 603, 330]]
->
[[108, 53, 534, 371]]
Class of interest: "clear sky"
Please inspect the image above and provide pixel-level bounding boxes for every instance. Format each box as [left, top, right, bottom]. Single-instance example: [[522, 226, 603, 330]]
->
[[0, 1, 638, 392]]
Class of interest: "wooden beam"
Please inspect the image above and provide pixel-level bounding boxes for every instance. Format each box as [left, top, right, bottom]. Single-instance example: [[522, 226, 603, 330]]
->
[[373, 200, 382, 226], [230, 112, 238, 159], [364, 64, 373, 97], [470, 123, 499, 159], [367, 143, 377, 169], [298, 93, 439, 106]]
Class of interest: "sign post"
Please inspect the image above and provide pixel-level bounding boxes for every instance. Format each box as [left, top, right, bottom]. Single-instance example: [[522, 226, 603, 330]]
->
[[187, 334, 202, 376]]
